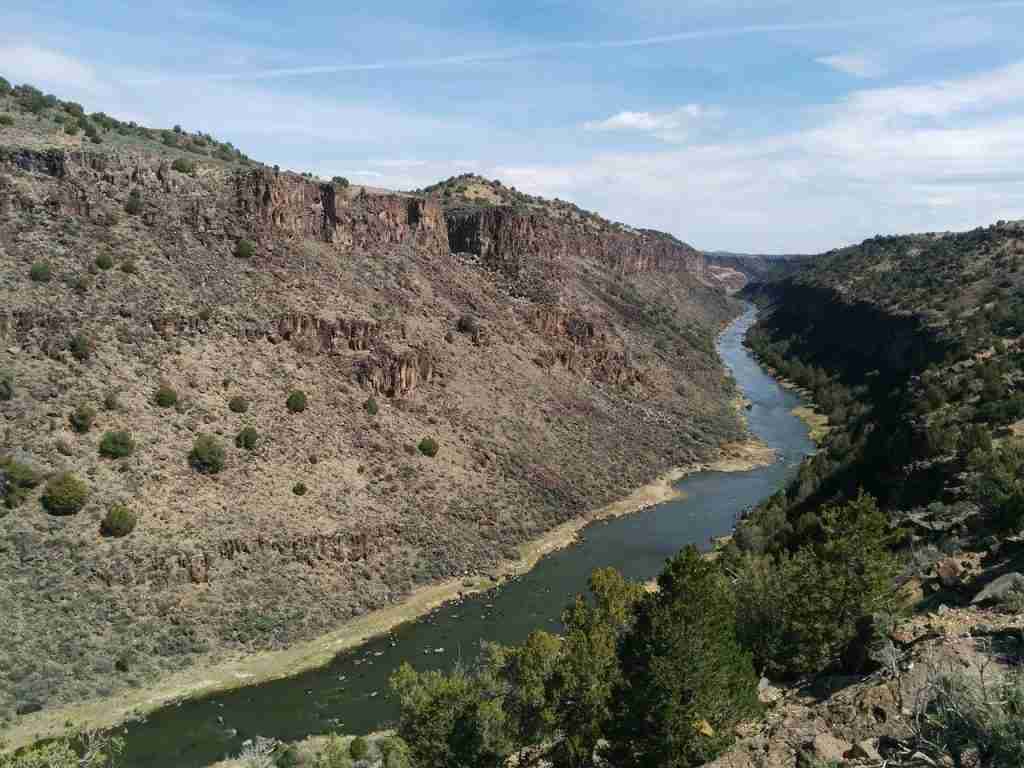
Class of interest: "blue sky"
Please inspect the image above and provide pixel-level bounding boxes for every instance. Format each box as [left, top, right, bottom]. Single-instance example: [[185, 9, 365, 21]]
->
[[2, 1, 1024, 252]]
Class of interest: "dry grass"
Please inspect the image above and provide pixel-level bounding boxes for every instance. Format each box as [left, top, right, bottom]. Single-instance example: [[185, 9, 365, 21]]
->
[[790, 405, 831, 444]]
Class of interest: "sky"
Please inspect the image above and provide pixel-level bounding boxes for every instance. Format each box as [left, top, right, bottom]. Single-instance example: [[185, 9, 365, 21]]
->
[[2, 2, 1024, 253]]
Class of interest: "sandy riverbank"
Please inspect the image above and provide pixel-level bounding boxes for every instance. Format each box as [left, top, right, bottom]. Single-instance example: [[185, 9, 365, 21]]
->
[[3, 437, 774, 751], [752, 357, 832, 445]]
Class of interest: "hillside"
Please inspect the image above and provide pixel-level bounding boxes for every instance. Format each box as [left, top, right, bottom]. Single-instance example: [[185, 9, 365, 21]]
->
[[0, 83, 743, 725], [743, 221, 1024, 522], [710, 222, 1024, 768]]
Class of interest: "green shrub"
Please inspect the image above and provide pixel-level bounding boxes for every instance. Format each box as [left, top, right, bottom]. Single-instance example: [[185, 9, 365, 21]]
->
[[378, 738, 412, 768], [391, 663, 510, 768], [293, 482, 308, 496], [42, 472, 89, 515], [332, 176, 350, 187], [70, 332, 94, 362], [95, 252, 114, 270], [364, 396, 379, 416], [234, 239, 256, 258], [69, 404, 96, 434], [418, 437, 439, 457], [457, 314, 479, 334], [606, 547, 759, 768], [0, 731, 124, 768], [29, 261, 51, 282], [171, 157, 196, 175], [0, 114, 14, 127], [99, 430, 135, 458], [125, 189, 142, 215], [0, 370, 13, 401], [971, 438, 1024, 531], [101, 504, 137, 537], [0, 457, 41, 509], [228, 395, 249, 413], [154, 384, 178, 408], [349, 736, 370, 761], [64, 120, 80, 136], [914, 669, 1024, 767], [103, 389, 121, 411], [189, 434, 225, 474], [235, 426, 259, 450], [277, 745, 302, 768], [286, 390, 307, 413], [734, 493, 897, 679], [315, 734, 355, 768]]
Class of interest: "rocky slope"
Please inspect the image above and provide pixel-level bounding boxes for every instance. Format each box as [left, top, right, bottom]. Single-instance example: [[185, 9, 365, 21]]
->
[[718, 222, 1024, 767], [703, 251, 810, 292], [0, 91, 742, 723]]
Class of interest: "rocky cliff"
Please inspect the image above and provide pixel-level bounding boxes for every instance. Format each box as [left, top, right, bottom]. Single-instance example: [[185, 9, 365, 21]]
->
[[447, 206, 705, 279]]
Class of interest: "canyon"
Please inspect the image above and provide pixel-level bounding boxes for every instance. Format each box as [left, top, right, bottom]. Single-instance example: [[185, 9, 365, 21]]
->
[[0, 115, 742, 728]]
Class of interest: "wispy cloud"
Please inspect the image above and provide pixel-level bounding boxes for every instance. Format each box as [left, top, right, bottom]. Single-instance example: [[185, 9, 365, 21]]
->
[[122, 0, 1024, 84], [817, 52, 886, 78], [583, 105, 722, 143]]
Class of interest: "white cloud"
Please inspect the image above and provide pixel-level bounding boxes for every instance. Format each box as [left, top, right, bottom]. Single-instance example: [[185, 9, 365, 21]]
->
[[817, 52, 885, 78], [488, 61, 1024, 251], [842, 59, 1024, 117], [0, 44, 106, 94], [583, 105, 722, 143]]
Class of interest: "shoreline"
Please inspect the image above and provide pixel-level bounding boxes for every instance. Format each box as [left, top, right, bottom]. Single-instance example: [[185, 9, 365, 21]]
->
[[748, 352, 831, 445], [2, 437, 774, 751]]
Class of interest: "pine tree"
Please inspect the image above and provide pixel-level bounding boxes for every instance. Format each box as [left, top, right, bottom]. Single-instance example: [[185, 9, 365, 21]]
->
[[606, 546, 759, 768]]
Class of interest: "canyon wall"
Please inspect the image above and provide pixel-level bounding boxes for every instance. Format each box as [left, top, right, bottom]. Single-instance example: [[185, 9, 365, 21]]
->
[[446, 207, 706, 279]]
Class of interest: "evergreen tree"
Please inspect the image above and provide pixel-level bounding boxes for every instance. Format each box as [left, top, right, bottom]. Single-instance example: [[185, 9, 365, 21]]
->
[[606, 547, 759, 768], [483, 631, 562, 761], [548, 568, 643, 768], [390, 662, 511, 768]]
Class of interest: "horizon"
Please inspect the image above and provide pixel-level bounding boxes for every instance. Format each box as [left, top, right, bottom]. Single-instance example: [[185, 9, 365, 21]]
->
[[2, 1, 1024, 253]]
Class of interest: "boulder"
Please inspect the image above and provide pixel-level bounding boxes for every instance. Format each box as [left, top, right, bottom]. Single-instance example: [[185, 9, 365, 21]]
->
[[936, 557, 963, 588], [971, 572, 1024, 605], [811, 732, 852, 763], [848, 739, 882, 762]]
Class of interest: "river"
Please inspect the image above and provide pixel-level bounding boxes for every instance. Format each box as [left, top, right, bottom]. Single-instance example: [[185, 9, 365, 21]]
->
[[116, 306, 814, 767]]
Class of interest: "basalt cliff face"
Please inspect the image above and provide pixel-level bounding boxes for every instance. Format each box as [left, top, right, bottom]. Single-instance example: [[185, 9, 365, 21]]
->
[[447, 206, 705, 280], [0, 127, 741, 723]]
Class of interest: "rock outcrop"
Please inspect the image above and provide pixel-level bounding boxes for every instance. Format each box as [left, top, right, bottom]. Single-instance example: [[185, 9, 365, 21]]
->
[[447, 207, 705, 279]]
